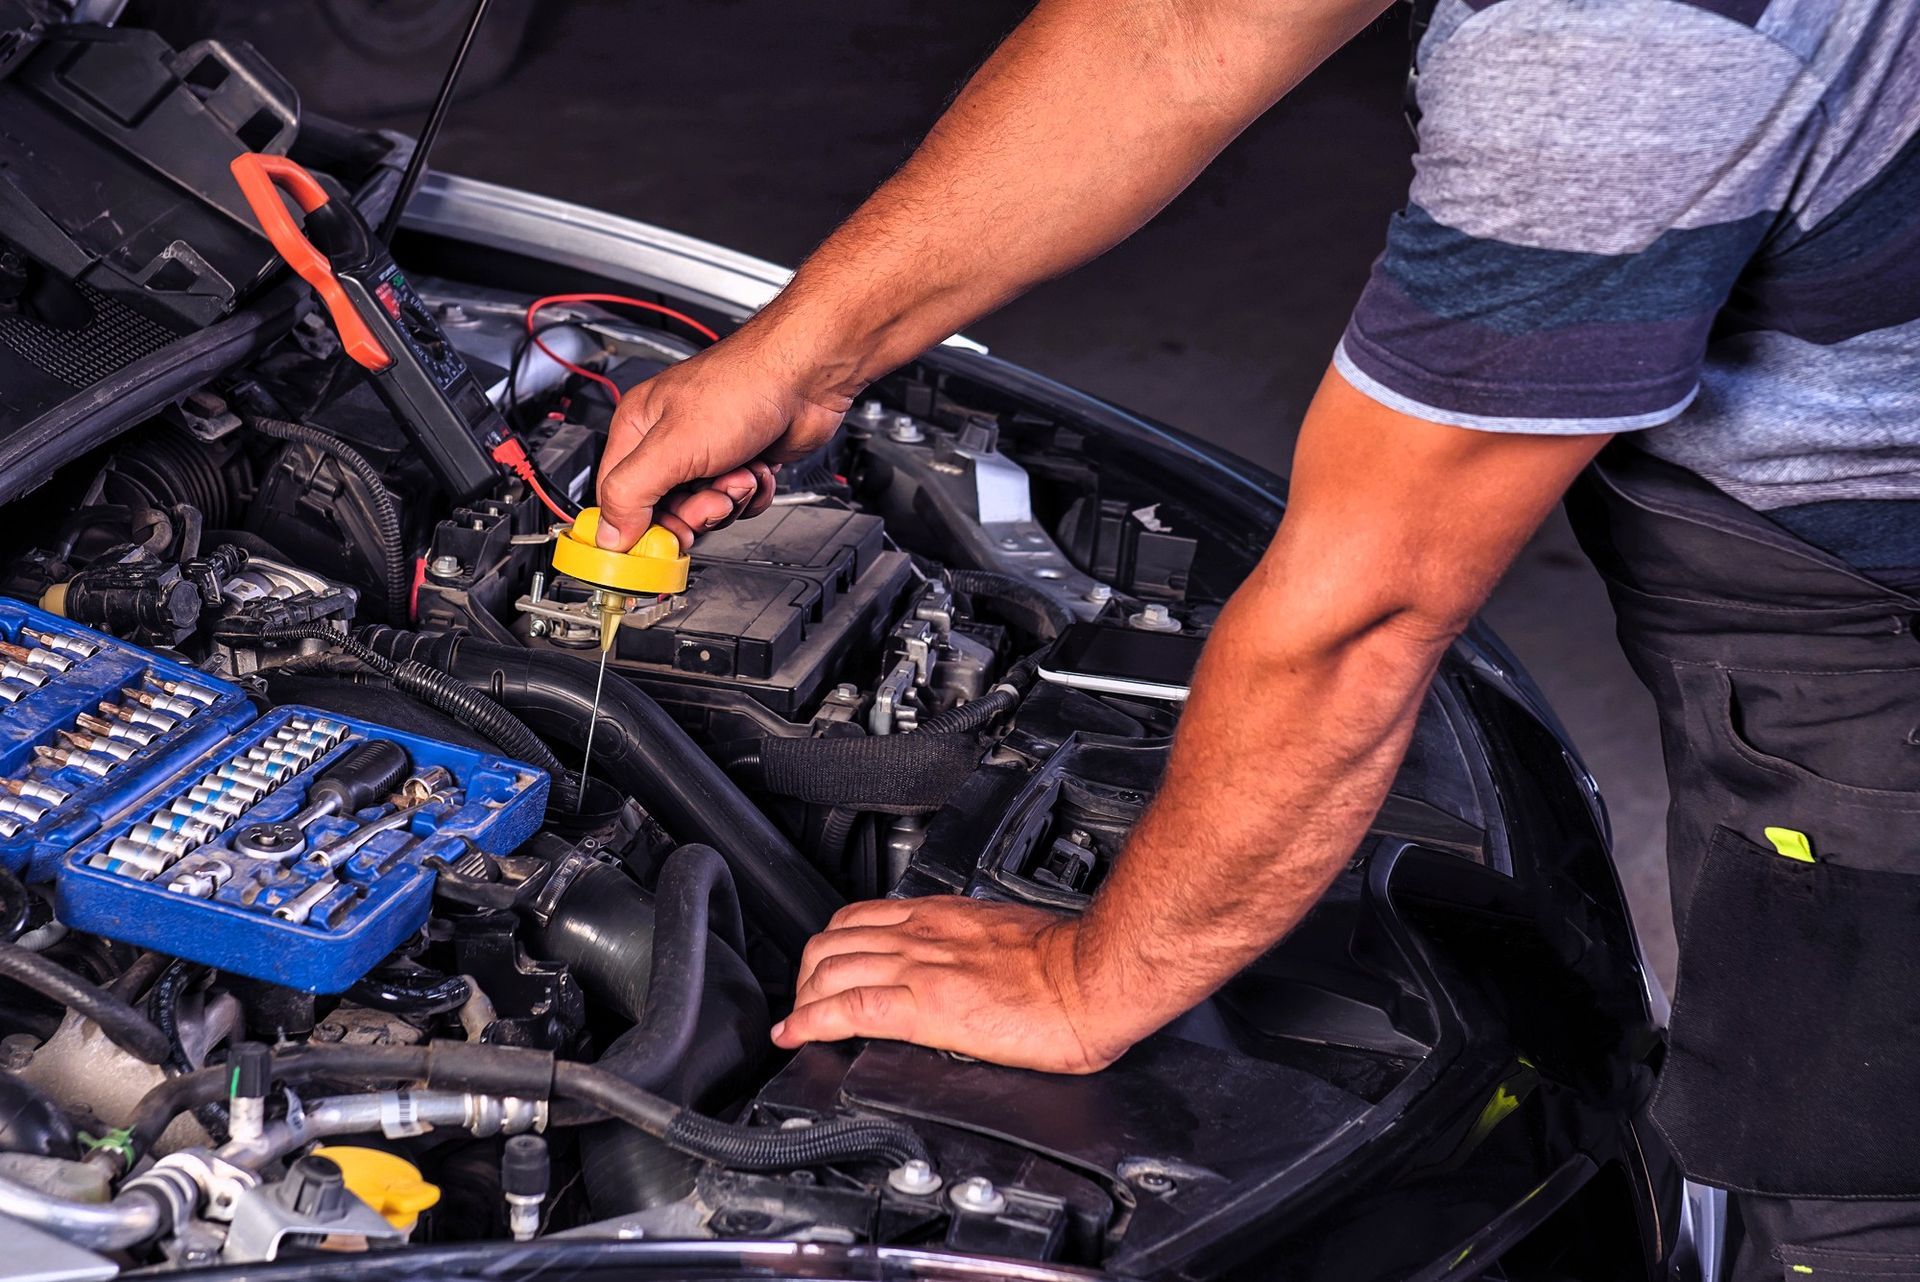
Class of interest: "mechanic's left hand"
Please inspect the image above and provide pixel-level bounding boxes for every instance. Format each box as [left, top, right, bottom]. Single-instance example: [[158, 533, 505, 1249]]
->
[[771, 896, 1134, 1074]]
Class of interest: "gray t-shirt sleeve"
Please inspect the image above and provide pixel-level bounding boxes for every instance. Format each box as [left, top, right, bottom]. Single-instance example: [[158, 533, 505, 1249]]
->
[[1336, 0, 1809, 434]]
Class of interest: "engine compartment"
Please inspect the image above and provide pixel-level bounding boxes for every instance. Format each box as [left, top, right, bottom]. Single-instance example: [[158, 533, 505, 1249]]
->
[[0, 18, 1528, 1277]]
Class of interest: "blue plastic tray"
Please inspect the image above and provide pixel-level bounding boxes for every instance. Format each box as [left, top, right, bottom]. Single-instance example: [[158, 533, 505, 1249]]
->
[[0, 602, 249, 883], [58, 705, 549, 993]]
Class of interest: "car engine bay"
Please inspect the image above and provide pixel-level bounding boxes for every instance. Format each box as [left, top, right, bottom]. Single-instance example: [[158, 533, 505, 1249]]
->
[[0, 17, 1589, 1278]]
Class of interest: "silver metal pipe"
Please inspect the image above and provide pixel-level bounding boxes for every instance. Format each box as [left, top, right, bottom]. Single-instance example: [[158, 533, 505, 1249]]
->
[[219, 1090, 546, 1169], [0, 1174, 165, 1251]]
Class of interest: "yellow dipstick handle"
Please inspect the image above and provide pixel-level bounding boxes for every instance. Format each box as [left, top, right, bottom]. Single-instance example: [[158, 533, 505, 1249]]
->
[[551, 507, 689, 596]]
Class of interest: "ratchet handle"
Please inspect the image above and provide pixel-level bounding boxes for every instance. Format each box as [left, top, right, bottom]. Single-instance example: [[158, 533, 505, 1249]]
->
[[307, 739, 412, 817], [229, 152, 394, 373]]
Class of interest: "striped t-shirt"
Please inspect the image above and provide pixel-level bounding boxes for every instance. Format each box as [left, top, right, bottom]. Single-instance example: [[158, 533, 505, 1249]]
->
[[1336, 0, 1920, 586]]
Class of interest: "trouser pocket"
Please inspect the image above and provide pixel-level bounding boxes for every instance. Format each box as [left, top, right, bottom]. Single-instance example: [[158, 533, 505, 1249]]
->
[[1651, 826, 1920, 1197], [1774, 1246, 1920, 1279]]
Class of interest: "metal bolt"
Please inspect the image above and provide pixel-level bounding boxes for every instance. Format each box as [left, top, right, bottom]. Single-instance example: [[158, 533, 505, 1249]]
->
[[1085, 583, 1113, 604], [428, 554, 463, 579], [888, 1158, 943, 1196], [0, 1033, 37, 1070], [1135, 1171, 1176, 1194], [1129, 602, 1181, 633], [886, 413, 926, 444], [856, 399, 886, 420], [949, 1176, 1007, 1215], [998, 537, 1021, 550]]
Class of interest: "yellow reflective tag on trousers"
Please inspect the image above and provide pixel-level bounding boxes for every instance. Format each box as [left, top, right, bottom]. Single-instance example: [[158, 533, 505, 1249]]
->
[[1764, 826, 1815, 863]]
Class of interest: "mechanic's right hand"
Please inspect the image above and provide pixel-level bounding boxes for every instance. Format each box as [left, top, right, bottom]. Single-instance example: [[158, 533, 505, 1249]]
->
[[594, 336, 852, 551]]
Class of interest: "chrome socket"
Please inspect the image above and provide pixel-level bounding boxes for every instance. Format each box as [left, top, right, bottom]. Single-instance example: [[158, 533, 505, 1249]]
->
[[0, 795, 48, 823], [21, 627, 95, 660], [0, 660, 48, 689], [186, 782, 255, 813], [146, 678, 217, 708], [76, 713, 157, 747], [99, 703, 177, 733]]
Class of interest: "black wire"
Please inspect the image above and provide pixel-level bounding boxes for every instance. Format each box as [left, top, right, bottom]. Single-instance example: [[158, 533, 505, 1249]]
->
[[149, 959, 230, 1138], [377, 0, 497, 244]]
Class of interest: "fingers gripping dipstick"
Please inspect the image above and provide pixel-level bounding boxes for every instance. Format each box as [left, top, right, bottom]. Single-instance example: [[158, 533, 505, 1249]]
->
[[549, 507, 689, 813]]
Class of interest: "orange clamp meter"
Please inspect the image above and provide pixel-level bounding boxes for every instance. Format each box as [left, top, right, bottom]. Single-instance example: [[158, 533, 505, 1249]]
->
[[230, 152, 510, 502]]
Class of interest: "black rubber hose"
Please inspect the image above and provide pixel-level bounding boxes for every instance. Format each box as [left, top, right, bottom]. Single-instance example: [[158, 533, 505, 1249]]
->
[[949, 568, 1074, 641], [346, 969, 472, 1019], [532, 850, 768, 1218], [915, 656, 1037, 736], [389, 659, 582, 810], [246, 417, 410, 626], [916, 688, 1016, 736], [150, 960, 229, 1136], [0, 1072, 77, 1158], [817, 806, 859, 873], [127, 1041, 928, 1174], [626, 1090, 930, 1172], [530, 856, 763, 1092], [364, 630, 839, 956], [0, 866, 30, 943], [600, 845, 748, 1092], [226, 625, 580, 810], [0, 942, 169, 1065]]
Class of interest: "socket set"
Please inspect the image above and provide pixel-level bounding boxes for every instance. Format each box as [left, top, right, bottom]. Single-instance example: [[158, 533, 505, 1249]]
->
[[59, 706, 549, 993], [0, 601, 248, 883], [0, 601, 548, 992]]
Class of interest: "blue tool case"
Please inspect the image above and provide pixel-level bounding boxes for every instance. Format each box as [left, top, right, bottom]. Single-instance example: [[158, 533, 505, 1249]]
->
[[0, 601, 548, 993]]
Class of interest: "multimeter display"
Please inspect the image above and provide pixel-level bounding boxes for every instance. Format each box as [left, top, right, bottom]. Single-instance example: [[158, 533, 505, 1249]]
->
[[370, 266, 466, 392]]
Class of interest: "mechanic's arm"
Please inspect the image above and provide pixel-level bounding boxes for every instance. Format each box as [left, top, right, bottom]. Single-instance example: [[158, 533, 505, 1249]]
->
[[596, 0, 1393, 547], [772, 369, 1609, 1072]]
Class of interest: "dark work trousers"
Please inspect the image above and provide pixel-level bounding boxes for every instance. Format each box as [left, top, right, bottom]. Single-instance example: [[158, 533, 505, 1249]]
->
[[1568, 447, 1920, 1282]]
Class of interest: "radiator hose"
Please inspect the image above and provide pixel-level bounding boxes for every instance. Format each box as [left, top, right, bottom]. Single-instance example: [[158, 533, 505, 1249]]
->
[[531, 846, 770, 1215], [361, 629, 840, 957]]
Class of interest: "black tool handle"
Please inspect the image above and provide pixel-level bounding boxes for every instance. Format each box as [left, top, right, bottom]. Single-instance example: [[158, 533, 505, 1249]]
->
[[308, 739, 411, 816]]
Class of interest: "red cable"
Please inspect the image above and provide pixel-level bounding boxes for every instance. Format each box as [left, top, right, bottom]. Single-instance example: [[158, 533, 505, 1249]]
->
[[524, 292, 721, 406], [523, 471, 576, 524], [490, 437, 577, 524]]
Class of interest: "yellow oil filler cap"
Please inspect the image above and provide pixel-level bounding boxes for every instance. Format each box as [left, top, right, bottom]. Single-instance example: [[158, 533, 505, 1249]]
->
[[311, 1146, 441, 1231], [551, 508, 689, 596]]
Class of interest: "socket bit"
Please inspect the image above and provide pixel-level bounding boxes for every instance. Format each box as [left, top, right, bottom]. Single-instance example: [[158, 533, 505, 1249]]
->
[[20, 627, 94, 660], [0, 640, 68, 672], [98, 703, 177, 732], [146, 677, 216, 707], [122, 687, 201, 719], [0, 777, 68, 806], [56, 731, 135, 763], [33, 745, 111, 778], [186, 784, 254, 815], [76, 713, 156, 746]]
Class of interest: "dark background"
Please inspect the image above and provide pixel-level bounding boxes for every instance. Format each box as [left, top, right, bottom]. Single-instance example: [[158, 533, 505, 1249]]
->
[[183, 0, 1675, 984]]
